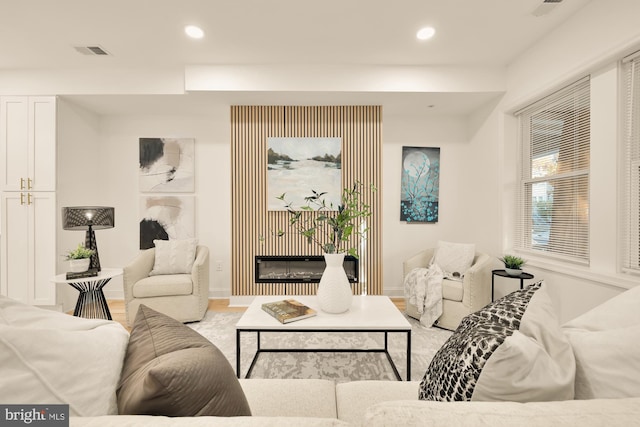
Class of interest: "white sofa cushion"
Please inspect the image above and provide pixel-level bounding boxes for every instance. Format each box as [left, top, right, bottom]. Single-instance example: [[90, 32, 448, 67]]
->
[[133, 274, 193, 297], [563, 285, 640, 399], [70, 415, 350, 426], [0, 295, 129, 416], [335, 380, 419, 424], [150, 238, 197, 275], [420, 281, 575, 402], [442, 278, 463, 301], [363, 398, 640, 427], [240, 379, 337, 419]]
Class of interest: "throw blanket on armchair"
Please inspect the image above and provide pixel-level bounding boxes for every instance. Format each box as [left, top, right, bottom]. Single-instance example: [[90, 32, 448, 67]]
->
[[404, 264, 444, 327]]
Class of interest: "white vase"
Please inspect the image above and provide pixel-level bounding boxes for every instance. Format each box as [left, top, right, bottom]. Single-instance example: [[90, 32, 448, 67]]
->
[[317, 253, 353, 314], [69, 258, 90, 273], [505, 267, 522, 277]]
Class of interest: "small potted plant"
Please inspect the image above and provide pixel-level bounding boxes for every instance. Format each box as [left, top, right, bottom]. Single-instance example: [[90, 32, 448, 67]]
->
[[499, 254, 526, 276], [66, 243, 95, 272]]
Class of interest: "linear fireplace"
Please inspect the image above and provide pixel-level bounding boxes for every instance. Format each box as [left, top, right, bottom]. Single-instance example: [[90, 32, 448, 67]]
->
[[255, 255, 359, 283]]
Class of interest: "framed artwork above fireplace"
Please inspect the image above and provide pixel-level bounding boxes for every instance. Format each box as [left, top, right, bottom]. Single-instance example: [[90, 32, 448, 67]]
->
[[267, 137, 341, 211]]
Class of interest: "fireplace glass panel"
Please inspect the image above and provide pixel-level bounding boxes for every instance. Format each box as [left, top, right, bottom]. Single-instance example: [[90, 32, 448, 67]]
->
[[255, 255, 358, 283]]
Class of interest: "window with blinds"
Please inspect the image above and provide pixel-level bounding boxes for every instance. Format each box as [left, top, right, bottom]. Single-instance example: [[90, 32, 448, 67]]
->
[[622, 51, 640, 272], [515, 77, 590, 264]]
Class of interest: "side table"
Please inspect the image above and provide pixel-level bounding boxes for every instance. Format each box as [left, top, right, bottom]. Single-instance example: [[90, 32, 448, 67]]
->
[[52, 268, 122, 320], [491, 269, 534, 301]]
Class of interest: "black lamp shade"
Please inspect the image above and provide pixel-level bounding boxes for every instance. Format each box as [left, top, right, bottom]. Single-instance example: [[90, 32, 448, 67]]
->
[[62, 206, 115, 271], [63, 206, 115, 230]]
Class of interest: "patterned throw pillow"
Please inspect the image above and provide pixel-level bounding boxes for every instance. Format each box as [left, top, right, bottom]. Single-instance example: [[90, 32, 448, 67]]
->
[[419, 281, 575, 402]]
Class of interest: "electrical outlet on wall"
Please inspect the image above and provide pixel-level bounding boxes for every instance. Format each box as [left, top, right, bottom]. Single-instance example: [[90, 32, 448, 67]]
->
[[215, 260, 223, 271]]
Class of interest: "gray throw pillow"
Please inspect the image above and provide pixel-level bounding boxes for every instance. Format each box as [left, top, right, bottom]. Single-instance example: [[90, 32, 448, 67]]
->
[[117, 305, 252, 417], [419, 281, 575, 402]]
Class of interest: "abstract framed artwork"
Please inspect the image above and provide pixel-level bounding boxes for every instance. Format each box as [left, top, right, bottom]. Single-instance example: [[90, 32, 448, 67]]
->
[[139, 195, 195, 249], [267, 137, 342, 211], [139, 137, 195, 192], [400, 146, 440, 223]]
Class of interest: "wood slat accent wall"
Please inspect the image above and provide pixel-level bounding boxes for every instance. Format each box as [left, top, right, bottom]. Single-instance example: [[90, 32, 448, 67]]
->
[[230, 106, 382, 296]]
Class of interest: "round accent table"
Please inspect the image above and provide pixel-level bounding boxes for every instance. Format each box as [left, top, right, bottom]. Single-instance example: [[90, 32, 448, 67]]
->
[[491, 269, 534, 301], [52, 268, 122, 320]]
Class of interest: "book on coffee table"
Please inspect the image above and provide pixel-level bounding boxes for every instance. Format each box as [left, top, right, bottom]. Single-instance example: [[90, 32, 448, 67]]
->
[[261, 299, 317, 323]]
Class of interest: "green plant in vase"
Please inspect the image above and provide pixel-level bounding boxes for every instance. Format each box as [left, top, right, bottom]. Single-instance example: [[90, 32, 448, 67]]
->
[[275, 181, 376, 258], [499, 254, 526, 276], [65, 243, 95, 273], [66, 243, 95, 260]]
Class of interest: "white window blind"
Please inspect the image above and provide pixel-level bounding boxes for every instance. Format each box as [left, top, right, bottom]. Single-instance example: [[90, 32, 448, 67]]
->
[[515, 77, 590, 264], [622, 51, 640, 272]]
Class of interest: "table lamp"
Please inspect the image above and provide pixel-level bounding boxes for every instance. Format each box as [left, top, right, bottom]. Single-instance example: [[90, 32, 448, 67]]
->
[[62, 206, 115, 271]]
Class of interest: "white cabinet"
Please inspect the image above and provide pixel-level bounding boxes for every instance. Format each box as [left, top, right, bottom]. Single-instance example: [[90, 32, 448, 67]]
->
[[1, 192, 56, 305], [0, 95, 56, 306], [0, 96, 56, 191]]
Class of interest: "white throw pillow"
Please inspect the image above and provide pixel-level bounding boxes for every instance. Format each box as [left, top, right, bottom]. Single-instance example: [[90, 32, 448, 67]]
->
[[432, 241, 475, 276], [564, 325, 640, 399], [562, 285, 640, 399], [0, 295, 129, 416], [150, 238, 198, 275]]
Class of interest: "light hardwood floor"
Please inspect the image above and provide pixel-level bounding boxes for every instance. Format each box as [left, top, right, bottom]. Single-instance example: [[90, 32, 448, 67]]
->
[[106, 298, 406, 331]]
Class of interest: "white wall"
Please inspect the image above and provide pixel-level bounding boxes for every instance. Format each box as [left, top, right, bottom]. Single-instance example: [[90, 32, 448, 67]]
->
[[91, 109, 232, 300], [56, 98, 102, 311], [66, 106, 493, 302], [493, 0, 640, 322], [15, 0, 640, 323], [382, 110, 503, 295]]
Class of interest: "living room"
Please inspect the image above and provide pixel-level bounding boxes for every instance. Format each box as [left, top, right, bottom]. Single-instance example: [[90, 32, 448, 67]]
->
[[1, 0, 639, 322], [2, 0, 640, 424], [0, 1, 637, 315]]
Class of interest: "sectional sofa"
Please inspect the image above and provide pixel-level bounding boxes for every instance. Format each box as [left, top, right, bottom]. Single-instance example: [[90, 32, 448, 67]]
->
[[1, 283, 639, 426]]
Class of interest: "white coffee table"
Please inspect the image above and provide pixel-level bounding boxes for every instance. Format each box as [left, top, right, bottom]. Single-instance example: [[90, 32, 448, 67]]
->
[[235, 295, 412, 381]]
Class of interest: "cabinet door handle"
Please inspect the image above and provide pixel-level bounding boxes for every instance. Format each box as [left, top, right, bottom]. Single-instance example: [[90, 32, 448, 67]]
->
[[27, 178, 33, 190], [27, 193, 32, 205], [20, 193, 25, 205], [20, 178, 25, 190]]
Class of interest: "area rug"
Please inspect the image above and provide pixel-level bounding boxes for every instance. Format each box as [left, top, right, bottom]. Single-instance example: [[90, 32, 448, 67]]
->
[[188, 311, 452, 382]]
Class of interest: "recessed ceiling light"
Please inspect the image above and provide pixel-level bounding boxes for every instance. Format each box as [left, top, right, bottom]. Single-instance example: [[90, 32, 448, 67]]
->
[[185, 25, 204, 39], [416, 27, 436, 41]]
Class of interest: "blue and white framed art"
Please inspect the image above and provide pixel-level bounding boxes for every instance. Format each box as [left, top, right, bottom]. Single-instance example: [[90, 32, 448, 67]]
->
[[400, 146, 440, 223]]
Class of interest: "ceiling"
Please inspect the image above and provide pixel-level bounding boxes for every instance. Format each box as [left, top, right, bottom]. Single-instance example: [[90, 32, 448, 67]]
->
[[0, 0, 593, 116]]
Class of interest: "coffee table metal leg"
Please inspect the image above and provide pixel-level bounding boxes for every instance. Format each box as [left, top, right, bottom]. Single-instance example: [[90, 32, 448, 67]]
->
[[236, 329, 241, 378], [245, 330, 262, 379], [407, 330, 412, 381]]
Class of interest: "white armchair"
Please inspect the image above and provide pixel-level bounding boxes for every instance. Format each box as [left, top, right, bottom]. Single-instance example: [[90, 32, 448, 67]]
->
[[403, 248, 492, 331], [123, 245, 209, 327]]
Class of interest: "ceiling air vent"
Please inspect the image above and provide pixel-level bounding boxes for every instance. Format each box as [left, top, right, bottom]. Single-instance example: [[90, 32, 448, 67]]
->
[[531, 0, 563, 17], [74, 45, 111, 56]]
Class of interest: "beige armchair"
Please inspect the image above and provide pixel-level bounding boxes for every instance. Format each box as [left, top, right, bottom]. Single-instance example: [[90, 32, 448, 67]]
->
[[123, 245, 210, 327], [403, 248, 492, 331]]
